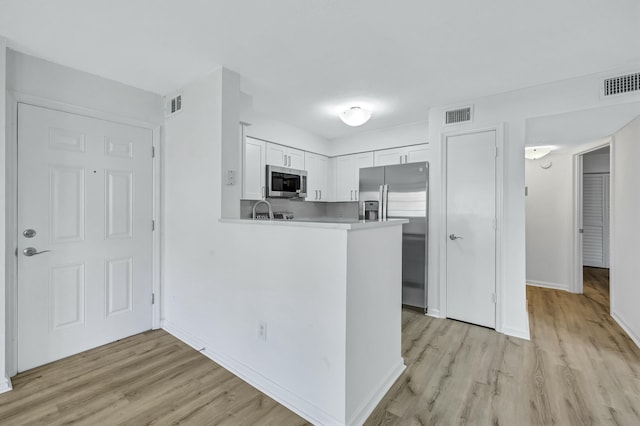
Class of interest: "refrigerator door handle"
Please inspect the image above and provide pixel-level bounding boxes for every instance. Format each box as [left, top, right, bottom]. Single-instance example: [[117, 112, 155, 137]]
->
[[378, 185, 384, 219], [382, 184, 389, 220]]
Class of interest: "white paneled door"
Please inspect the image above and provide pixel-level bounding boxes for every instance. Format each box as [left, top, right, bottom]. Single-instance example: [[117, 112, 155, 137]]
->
[[445, 130, 497, 328], [17, 103, 154, 372]]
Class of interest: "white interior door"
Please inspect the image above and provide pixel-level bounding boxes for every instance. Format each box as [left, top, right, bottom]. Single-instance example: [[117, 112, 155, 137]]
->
[[17, 103, 154, 372], [445, 130, 496, 328], [583, 173, 610, 268]]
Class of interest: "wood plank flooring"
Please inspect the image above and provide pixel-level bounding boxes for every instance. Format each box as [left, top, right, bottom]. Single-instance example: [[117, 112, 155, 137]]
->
[[2, 267, 639, 425]]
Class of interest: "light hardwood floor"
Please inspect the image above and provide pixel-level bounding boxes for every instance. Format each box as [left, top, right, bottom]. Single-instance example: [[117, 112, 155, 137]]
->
[[1, 267, 639, 425]]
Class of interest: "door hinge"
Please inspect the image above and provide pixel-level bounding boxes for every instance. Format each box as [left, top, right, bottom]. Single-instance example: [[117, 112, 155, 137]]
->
[[491, 293, 497, 303], [495, 146, 498, 157], [15, 247, 18, 257], [152, 146, 155, 158], [152, 293, 155, 305], [152, 220, 155, 231]]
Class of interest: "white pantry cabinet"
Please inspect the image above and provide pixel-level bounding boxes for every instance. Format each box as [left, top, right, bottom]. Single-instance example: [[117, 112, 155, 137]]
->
[[266, 143, 305, 169], [305, 152, 331, 201], [374, 144, 430, 166], [243, 136, 266, 200], [335, 152, 374, 201]]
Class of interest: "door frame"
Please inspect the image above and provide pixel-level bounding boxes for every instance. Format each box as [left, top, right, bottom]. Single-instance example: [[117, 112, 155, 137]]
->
[[571, 138, 612, 294], [439, 124, 505, 332], [6, 92, 162, 378]]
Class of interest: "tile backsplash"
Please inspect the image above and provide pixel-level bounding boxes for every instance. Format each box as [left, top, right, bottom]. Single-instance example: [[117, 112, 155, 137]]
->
[[240, 199, 359, 220]]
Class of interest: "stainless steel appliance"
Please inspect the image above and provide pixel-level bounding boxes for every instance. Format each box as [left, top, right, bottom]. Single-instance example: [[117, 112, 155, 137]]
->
[[266, 165, 307, 198], [359, 162, 428, 311]]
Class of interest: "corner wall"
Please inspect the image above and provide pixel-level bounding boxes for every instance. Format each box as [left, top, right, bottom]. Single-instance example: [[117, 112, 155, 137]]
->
[[611, 115, 640, 347], [525, 153, 574, 290]]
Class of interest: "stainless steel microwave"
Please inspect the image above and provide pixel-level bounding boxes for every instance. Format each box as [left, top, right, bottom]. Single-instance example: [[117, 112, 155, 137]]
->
[[266, 165, 307, 198]]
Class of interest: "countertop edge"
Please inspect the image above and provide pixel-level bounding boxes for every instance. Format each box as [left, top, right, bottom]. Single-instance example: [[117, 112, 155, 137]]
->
[[218, 218, 409, 230]]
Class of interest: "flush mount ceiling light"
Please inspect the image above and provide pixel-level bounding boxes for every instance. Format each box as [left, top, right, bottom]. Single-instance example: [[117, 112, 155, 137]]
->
[[339, 106, 372, 127], [524, 146, 552, 160]]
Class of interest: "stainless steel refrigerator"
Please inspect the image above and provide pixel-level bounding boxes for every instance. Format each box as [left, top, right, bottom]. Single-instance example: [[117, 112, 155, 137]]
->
[[359, 162, 428, 311]]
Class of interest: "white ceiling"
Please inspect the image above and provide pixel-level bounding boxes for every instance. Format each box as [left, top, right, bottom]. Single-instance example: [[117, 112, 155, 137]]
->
[[526, 103, 640, 149], [1, 0, 639, 140]]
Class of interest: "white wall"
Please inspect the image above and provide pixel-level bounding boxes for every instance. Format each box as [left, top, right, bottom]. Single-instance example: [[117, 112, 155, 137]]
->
[[0, 38, 10, 393], [611, 115, 640, 347], [328, 121, 428, 157], [3, 50, 164, 382], [427, 64, 640, 339], [525, 153, 574, 290], [241, 92, 331, 156]]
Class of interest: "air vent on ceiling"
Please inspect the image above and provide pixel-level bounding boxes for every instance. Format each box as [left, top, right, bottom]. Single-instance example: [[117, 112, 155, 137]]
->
[[444, 105, 473, 125], [165, 94, 183, 117], [603, 72, 640, 97]]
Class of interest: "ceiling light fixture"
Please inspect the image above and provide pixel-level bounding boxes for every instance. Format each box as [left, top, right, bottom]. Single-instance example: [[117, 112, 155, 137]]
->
[[524, 146, 552, 160], [339, 106, 372, 127]]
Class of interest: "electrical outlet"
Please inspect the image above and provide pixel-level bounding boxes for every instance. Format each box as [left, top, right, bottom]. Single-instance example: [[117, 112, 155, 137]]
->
[[258, 320, 267, 341]]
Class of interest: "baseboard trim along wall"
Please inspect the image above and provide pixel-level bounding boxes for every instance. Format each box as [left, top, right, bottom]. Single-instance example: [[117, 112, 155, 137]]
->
[[347, 362, 405, 426], [0, 376, 13, 394], [611, 313, 640, 350], [162, 321, 345, 426], [527, 280, 571, 292], [426, 308, 443, 318]]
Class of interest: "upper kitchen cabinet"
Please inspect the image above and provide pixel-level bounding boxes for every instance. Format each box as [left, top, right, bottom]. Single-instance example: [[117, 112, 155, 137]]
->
[[374, 144, 430, 166], [335, 152, 374, 201], [266, 142, 305, 169], [243, 136, 266, 200], [305, 152, 331, 201]]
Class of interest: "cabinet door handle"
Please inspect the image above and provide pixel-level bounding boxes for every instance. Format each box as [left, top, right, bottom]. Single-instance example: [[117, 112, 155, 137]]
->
[[288, 155, 291, 166], [315, 190, 318, 200], [319, 189, 322, 200], [405, 154, 408, 163], [355, 189, 358, 200], [400, 155, 403, 164], [350, 190, 353, 201]]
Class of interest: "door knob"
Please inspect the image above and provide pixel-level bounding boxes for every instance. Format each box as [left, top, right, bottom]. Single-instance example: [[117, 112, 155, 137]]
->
[[23, 247, 52, 257], [449, 234, 463, 240]]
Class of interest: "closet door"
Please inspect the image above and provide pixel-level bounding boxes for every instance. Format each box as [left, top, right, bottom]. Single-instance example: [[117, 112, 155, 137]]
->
[[583, 174, 609, 268]]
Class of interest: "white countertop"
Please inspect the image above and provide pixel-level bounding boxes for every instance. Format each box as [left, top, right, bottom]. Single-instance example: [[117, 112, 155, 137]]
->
[[219, 217, 408, 230]]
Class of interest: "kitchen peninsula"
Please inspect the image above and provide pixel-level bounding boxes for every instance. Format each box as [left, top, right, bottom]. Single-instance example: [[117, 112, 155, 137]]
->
[[216, 218, 407, 426]]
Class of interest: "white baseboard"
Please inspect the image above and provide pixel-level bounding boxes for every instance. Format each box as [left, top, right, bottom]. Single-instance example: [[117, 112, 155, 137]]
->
[[347, 361, 405, 426], [426, 308, 443, 318], [0, 376, 13, 394], [527, 280, 571, 292], [611, 312, 640, 349], [162, 321, 344, 426], [501, 324, 531, 341]]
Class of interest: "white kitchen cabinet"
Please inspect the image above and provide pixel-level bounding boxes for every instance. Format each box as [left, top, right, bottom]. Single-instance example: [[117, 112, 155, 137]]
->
[[335, 152, 374, 201], [243, 136, 266, 200], [266, 142, 305, 169], [305, 152, 330, 201], [374, 144, 430, 166]]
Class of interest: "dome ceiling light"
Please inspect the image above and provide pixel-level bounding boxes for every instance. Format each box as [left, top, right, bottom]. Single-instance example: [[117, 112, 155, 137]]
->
[[339, 106, 372, 127]]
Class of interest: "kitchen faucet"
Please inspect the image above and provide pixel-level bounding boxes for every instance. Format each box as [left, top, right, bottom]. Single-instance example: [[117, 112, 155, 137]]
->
[[252, 199, 274, 220]]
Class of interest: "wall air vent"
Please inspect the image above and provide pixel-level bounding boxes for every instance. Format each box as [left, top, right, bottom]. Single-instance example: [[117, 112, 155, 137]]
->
[[444, 105, 473, 126], [165, 94, 183, 117], [603, 72, 640, 97]]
